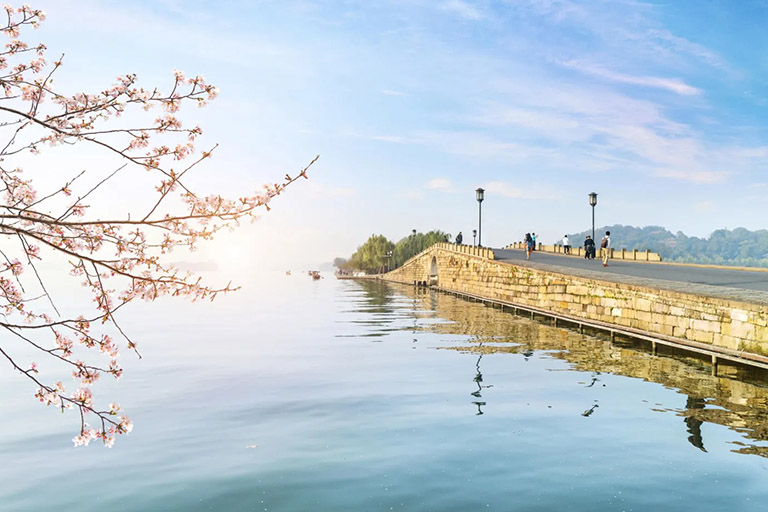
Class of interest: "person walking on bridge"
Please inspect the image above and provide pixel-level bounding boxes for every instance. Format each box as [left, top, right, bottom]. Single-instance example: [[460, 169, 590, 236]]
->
[[525, 233, 533, 260], [601, 230, 611, 267], [584, 235, 595, 259], [455, 232, 463, 245], [563, 234, 571, 255]]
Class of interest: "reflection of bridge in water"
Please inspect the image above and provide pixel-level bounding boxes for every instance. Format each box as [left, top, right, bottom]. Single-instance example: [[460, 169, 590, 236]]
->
[[375, 243, 768, 376], [377, 281, 768, 458]]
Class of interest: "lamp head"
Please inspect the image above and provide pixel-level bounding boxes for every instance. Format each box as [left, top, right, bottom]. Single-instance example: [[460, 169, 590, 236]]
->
[[476, 187, 485, 203], [588, 192, 598, 207]]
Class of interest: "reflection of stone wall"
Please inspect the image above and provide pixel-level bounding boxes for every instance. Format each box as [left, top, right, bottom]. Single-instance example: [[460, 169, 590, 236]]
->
[[383, 245, 768, 356], [398, 284, 768, 456]]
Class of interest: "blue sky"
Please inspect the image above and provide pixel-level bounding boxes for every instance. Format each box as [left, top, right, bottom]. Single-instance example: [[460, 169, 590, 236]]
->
[[29, 0, 768, 269]]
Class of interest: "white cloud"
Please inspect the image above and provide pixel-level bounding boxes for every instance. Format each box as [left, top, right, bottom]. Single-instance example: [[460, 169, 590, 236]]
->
[[559, 59, 702, 96], [400, 189, 425, 200], [441, 0, 487, 20], [427, 178, 455, 192], [654, 169, 728, 184], [643, 29, 729, 71]]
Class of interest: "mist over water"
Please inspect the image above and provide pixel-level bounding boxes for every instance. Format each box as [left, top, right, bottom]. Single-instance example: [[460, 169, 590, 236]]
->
[[2, 272, 768, 511]]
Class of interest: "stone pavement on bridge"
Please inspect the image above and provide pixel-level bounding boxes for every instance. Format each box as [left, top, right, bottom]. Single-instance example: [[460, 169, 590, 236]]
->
[[493, 248, 768, 306]]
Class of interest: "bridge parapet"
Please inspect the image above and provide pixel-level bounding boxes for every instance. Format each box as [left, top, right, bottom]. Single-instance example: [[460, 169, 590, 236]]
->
[[505, 241, 662, 262], [433, 242, 495, 260]]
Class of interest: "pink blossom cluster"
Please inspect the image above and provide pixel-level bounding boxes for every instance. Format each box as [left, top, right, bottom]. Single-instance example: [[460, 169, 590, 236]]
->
[[0, 4, 314, 447]]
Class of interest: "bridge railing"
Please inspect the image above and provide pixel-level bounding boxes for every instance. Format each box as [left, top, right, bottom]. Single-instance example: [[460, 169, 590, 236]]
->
[[434, 242, 495, 260], [504, 242, 661, 262]]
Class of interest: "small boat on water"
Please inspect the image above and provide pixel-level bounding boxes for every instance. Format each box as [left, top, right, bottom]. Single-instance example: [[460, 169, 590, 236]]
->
[[285, 270, 291, 276], [309, 270, 322, 280]]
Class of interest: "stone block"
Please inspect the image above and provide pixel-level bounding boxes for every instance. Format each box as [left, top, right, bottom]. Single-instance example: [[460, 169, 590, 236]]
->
[[636, 311, 652, 323], [730, 309, 749, 323], [649, 323, 675, 337], [692, 319, 721, 334], [730, 321, 755, 340], [755, 325, 768, 343], [567, 285, 589, 296], [669, 306, 686, 316], [713, 334, 741, 351], [690, 330, 714, 344], [635, 298, 653, 311]]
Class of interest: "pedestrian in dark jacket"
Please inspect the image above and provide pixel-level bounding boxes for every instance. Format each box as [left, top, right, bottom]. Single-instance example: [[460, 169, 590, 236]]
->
[[584, 236, 595, 259]]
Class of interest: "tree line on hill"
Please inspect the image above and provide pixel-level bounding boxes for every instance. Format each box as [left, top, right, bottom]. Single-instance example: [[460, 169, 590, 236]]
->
[[334, 230, 451, 274], [564, 225, 768, 267]]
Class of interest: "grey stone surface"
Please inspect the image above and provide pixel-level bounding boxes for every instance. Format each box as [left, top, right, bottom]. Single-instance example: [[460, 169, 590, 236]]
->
[[493, 248, 768, 305]]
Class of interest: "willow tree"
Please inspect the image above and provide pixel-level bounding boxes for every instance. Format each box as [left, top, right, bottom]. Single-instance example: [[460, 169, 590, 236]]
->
[[0, 6, 316, 447], [348, 235, 394, 274]]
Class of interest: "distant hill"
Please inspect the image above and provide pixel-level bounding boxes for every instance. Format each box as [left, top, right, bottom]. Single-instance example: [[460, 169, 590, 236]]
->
[[559, 225, 768, 268]]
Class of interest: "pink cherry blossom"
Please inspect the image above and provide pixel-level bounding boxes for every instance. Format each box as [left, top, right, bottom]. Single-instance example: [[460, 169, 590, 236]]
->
[[0, 4, 316, 448]]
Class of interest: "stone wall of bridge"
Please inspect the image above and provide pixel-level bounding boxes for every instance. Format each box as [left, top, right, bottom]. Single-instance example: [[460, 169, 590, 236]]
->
[[383, 243, 768, 356]]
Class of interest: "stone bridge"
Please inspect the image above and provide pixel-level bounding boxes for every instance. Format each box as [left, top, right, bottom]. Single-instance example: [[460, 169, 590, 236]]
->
[[379, 242, 768, 369]]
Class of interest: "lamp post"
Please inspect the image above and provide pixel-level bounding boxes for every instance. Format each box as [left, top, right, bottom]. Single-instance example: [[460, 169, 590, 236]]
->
[[588, 192, 598, 242], [411, 229, 417, 256], [472, 229, 477, 247], [475, 188, 485, 247]]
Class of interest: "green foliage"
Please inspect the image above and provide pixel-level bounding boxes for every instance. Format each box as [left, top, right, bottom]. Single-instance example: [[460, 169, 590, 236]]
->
[[561, 225, 768, 268], [346, 234, 395, 274], [344, 230, 451, 274], [392, 230, 450, 268]]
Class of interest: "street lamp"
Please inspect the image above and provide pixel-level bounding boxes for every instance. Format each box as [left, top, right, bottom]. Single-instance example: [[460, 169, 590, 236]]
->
[[475, 188, 485, 247], [472, 229, 477, 247], [588, 192, 598, 242], [411, 229, 417, 256]]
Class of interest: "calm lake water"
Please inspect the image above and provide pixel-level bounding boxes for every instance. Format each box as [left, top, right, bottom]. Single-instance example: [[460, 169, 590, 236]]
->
[[3, 272, 768, 511]]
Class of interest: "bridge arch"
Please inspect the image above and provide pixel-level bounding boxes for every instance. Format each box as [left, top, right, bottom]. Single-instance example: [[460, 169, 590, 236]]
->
[[429, 256, 438, 285]]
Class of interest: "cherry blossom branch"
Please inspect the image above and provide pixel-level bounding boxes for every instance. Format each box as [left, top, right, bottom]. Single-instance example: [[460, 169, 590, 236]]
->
[[0, 5, 313, 447]]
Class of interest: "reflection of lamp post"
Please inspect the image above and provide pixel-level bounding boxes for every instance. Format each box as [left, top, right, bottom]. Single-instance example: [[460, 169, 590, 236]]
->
[[475, 188, 485, 247], [385, 250, 393, 272], [471, 349, 487, 415], [472, 229, 477, 247], [588, 192, 598, 242]]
